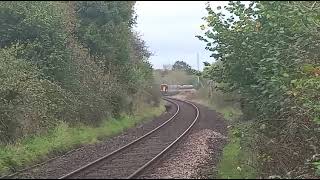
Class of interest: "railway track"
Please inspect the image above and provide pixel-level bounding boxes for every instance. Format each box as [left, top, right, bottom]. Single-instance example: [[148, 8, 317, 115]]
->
[[0, 146, 85, 179], [2, 97, 200, 179]]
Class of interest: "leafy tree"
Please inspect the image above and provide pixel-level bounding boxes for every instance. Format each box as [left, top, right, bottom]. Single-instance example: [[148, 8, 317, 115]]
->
[[203, 61, 211, 67], [0, 1, 158, 144], [172, 60, 198, 75], [197, 1, 320, 178], [172, 60, 192, 71]]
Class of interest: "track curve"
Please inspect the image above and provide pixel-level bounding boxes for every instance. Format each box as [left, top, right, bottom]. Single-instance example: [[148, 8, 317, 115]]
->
[[59, 97, 199, 179], [3, 98, 199, 179]]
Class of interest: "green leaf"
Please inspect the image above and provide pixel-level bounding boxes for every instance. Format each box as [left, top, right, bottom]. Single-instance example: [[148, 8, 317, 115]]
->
[[283, 73, 289, 77], [290, 79, 297, 84], [266, 14, 271, 19], [200, 25, 206, 30], [314, 116, 320, 123], [262, 90, 268, 95]]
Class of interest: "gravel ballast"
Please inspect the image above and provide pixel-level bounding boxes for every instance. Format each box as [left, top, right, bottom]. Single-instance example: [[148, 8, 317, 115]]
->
[[138, 97, 228, 179], [9, 96, 228, 179], [10, 100, 177, 179]]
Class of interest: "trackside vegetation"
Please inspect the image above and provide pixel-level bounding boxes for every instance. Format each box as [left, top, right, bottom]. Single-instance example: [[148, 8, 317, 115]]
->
[[0, 1, 162, 175], [198, 1, 320, 178], [0, 104, 164, 175]]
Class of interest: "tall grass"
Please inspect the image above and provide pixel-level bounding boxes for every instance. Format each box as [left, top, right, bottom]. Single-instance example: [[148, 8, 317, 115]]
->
[[194, 86, 257, 178], [0, 103, 165, 176], [194, 86, 242, 121], [217, 124, 257, 179]]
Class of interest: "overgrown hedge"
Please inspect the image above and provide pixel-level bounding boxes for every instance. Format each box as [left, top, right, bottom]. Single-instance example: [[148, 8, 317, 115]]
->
[[0, 1, 159, 143], [198, 1, 320, 178]]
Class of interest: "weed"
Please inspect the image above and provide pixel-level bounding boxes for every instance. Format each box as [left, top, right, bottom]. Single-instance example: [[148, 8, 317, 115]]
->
[[0, 103, 164, 176]]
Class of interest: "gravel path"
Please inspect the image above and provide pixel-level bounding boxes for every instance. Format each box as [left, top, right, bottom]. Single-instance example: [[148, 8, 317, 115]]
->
[[138, 98, 228, 179], [10, 100, 178, 179]]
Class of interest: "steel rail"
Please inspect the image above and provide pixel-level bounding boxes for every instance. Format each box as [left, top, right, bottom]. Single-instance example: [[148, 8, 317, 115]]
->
[[58, 98, 180, 179], [0, 145, 84, 179], [126, 97, 200, 179]]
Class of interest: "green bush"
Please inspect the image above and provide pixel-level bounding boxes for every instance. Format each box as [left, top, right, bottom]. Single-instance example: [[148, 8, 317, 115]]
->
[[0, 47, 77, 143], [0, 104, 164, 176], [0, 1, 159, 145], [218, 125, 257, 179], [198, 1, 320, 178]]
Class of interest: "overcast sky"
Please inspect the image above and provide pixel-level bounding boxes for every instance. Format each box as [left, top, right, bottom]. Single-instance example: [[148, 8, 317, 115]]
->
[[133, 1, 228, 70]]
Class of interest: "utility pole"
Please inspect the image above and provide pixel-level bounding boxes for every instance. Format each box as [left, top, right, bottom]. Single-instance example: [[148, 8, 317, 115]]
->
[[197, 52, 199, 72], [197, 52, 200, 86]]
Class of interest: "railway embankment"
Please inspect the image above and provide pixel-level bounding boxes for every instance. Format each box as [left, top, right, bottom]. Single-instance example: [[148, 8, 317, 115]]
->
[[0, 103, 165, 178]]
